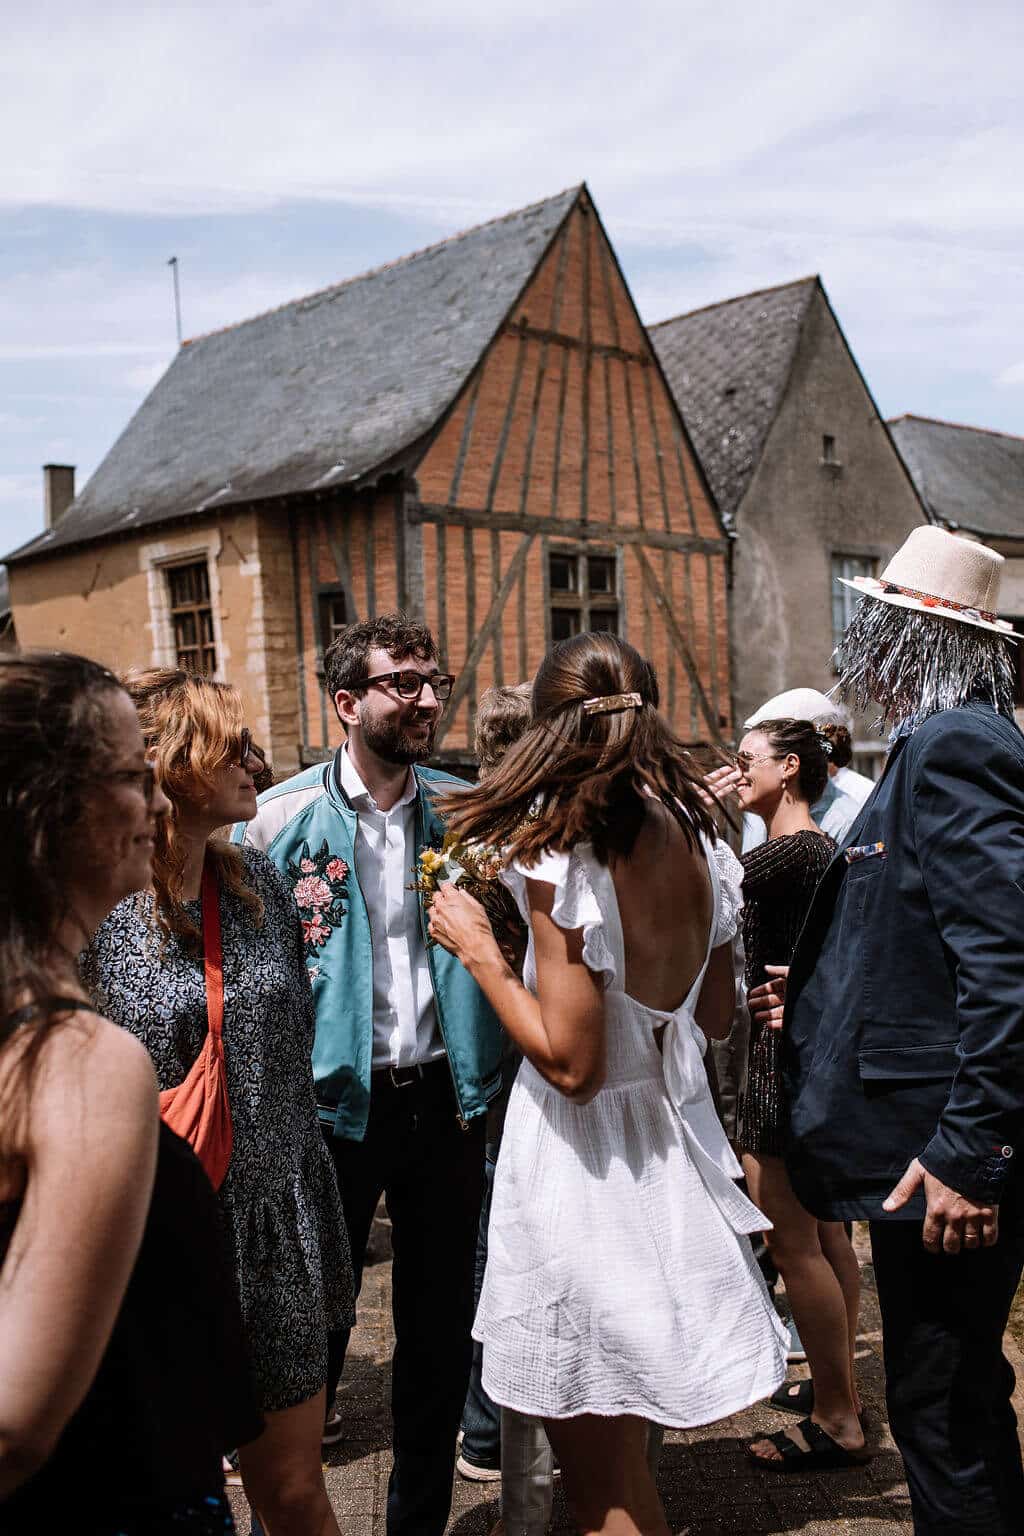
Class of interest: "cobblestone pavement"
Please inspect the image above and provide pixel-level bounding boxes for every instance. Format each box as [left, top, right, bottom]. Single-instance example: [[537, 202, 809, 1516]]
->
[[229, 1218, 1024, 1535]]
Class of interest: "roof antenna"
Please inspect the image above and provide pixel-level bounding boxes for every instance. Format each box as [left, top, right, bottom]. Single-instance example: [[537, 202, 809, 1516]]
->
[[167, 256, 183, 347]]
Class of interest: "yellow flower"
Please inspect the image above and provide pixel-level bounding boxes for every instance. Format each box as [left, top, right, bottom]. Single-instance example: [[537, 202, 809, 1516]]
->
[[419, 848, 447, 876]]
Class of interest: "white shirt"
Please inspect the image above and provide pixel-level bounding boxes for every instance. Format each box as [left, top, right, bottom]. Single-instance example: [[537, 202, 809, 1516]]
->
[[338, 747, 443, 1068]]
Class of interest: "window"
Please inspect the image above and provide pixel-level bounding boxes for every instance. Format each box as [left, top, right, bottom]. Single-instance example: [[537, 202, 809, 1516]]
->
[[319, 590, 347, 653], [549, 551, 619, 642], [167, 561, 217, 674], [822, 434, 837, 464], [1005, 618, 1024, 706], [831, 554, 876, 666]]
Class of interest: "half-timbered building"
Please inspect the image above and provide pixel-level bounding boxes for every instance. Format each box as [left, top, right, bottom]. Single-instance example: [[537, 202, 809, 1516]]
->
[[6, 186, 731, 772]]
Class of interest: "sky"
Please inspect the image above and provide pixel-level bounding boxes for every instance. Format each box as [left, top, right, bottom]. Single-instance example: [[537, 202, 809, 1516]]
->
[[2, 0, 1023, 558]]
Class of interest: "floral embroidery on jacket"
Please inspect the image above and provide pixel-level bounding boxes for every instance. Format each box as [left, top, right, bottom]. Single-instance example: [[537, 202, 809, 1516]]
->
[[286, 839, 349, 958]]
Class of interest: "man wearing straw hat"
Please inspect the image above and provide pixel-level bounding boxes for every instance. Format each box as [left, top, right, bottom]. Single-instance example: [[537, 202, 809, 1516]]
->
[[749, 526, 1024, 1529]]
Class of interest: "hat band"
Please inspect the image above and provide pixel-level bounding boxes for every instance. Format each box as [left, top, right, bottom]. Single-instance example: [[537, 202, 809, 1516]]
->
[[881, 580, 997, 626]]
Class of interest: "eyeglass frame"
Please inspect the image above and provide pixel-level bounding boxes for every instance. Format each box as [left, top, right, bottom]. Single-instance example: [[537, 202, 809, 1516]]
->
[[106, 764, 159, 804], [732, 750, 783, 772], [236, 728, 267, 769], [348, 670, 455, 703]]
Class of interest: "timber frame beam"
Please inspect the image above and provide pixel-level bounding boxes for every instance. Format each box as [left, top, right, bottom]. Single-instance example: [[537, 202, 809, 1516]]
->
[[412, 503, 728, 557]]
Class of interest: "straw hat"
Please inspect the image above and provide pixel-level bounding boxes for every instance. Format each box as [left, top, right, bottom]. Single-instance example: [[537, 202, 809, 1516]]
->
[[838, 525, 1020, 637], [744, 687, 836, 728]]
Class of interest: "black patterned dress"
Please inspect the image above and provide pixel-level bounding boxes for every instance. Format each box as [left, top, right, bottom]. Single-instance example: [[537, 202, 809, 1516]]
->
[[84, 845, 355, 1413], [739, 829, 835, 1156]]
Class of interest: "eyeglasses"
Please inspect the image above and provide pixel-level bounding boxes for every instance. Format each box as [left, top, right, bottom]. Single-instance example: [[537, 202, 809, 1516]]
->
[[733, 751, 780, 772], [237, 728, 267, 769], [351, 670, 455, 703], [108, 764, 159, 804]]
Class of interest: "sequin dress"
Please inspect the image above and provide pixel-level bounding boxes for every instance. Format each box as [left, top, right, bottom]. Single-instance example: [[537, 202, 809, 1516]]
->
[[739, 829, 835, 1155], [84, 845, 355, 1412]]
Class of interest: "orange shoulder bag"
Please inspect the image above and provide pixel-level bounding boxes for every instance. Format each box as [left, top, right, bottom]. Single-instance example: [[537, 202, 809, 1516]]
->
[[159, 862, 233, 1189]]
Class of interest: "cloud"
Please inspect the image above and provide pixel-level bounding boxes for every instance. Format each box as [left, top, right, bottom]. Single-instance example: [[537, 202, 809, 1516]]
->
[[996, 363, 1024, 387]]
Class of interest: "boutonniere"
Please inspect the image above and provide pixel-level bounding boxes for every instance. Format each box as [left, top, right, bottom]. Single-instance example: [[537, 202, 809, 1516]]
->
[[287, 839, 350, 958]]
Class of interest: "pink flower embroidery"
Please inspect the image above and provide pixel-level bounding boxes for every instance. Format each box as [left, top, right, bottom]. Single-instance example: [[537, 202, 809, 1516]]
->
[[326, 857, 349, 884], [300, 857, 315, 873], [293, 874, 333, 910], [302, 916, 330, 948]]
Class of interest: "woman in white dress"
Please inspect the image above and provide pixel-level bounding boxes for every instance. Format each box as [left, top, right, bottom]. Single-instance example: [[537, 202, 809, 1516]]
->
[[428, 633, 786, 1536]]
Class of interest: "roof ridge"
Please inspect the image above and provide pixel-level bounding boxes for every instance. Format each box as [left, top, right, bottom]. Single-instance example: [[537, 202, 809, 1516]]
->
[[183, 185, 583, 348], [888, 412, 1024, 444], [648, 274, 819, 330]]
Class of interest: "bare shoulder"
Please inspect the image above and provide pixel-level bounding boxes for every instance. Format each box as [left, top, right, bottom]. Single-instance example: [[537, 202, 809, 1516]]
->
[[28, 1013, 158, 1131]]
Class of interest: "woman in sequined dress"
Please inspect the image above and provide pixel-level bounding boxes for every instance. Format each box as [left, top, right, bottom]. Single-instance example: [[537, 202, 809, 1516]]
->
[[733, 718, 866, 1470]]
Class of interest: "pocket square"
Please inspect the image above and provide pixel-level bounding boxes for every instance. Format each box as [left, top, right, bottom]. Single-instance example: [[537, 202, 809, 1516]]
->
[[845, 841, 886, 864]]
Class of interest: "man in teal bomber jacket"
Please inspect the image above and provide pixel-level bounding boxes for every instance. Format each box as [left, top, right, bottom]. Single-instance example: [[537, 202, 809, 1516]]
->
[[235, 613, 502, 1536]]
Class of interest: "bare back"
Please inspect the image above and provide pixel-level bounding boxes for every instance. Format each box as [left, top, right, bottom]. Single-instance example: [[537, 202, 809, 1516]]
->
[[609, 797, 714, 1013]]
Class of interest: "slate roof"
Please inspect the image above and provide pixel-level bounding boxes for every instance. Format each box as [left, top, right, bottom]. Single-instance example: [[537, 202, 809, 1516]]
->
[[888, 415, 1024, 540], [7, 187, 580, 564], [649, 278, 817, 526]]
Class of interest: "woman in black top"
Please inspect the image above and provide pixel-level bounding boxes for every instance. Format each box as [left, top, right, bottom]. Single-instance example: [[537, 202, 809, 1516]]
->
[[0, 652, 261, 1532], [733, 718, 867, 1472]]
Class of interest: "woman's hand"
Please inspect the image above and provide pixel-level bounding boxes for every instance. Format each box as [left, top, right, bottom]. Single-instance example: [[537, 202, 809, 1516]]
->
[[696, 763, 744, 810], [427, 881, 505, 974], [748, 964, 789, 1031]]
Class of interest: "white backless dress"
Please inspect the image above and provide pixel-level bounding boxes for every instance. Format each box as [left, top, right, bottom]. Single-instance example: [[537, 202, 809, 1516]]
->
[[473, 836, 787, 1424]]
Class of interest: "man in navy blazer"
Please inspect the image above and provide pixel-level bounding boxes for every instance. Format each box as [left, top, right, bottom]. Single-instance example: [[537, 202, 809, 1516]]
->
[[754, 527, 1024, 1533]]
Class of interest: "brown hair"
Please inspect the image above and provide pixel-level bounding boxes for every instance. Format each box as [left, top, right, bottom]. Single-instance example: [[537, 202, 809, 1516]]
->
[[0, 651, 125, 1155], [323, 612, 437, 703], [817, 718, 852, 769], [123, 670, 262, 948], [750, 718, 830, 804], [475, 683, 533, 774], [437, 632, 716, 864]]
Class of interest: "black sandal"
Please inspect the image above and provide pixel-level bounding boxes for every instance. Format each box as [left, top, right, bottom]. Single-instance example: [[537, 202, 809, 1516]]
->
[[747, 1417, 871, 1473], [771, 1379, 814, 1417]]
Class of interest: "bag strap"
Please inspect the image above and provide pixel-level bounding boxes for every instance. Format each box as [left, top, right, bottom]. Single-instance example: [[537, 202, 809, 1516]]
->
[[201, 861, 225, 1042]]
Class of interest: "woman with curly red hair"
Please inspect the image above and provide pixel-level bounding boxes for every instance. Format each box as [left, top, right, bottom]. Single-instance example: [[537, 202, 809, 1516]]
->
[[84, 670, 353, 1536]]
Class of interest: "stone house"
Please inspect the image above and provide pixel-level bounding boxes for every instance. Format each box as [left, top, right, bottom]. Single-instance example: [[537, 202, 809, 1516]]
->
[[889, 413, 1024, 715], [6, 186, 731, 774], [651, 277, 926, 769]]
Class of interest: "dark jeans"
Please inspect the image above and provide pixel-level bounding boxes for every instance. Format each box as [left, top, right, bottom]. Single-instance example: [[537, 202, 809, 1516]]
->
[[322, 1061, 486, 1536], [459, 1140, 501, 1466], [870, 1192, 1024, 1535]]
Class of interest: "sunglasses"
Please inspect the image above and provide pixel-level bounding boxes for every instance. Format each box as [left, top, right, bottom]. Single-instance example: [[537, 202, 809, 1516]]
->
[[733, 751, 780, 772], [352, 670, 455, 703], [237, 728, 267, 769], [108, 764, 159, 804]]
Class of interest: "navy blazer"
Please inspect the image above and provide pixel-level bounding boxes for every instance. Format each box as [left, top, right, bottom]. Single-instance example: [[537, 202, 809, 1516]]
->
[[783, 701, 1024, 1221]]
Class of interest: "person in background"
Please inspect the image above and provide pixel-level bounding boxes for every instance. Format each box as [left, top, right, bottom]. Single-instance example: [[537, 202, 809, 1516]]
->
[[733, 718, 866, 1472], [740, 690, 875, 851], [0, 652, 261, 1535], [237, 614, 503, 1536], [457, 684, 533, 1490], [84, 670, 352, 1536]]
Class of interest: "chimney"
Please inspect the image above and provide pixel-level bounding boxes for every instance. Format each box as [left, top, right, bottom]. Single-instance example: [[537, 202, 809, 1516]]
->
[[43, 464, 76, 529]]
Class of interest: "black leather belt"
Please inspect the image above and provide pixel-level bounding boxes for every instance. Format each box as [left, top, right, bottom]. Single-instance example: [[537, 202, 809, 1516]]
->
[[372, 1058, 448, 1091]]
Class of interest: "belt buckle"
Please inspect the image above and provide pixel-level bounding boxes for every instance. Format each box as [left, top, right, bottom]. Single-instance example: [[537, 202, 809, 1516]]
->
[[389, 1064, 422, 1088]]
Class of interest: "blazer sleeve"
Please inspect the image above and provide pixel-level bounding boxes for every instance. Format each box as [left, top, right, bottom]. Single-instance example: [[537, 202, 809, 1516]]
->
[[911, 715, 1024, 1203]]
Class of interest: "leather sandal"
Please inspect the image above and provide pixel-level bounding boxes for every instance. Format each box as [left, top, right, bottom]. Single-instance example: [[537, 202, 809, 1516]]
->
[[771, 1379, 814, 1416], [746, 1417, 872, 1472]]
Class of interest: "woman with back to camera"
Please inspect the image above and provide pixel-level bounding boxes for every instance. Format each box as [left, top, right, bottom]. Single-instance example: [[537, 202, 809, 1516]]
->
[[733, 717, 867, 1470], [83, 670, 354, 1536], [427, 632, 787, 1536], [0, 651, 261, 1534]]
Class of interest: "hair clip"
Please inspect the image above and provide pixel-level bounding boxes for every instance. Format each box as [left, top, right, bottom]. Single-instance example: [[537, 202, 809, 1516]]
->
[[816, 733, 834, 757], [582, 692, 643, 717]]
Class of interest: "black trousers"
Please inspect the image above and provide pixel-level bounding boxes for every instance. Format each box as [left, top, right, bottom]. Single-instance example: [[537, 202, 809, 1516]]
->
[[870, 1194, 1024, 1535], [322, 1061, 486, 1536]]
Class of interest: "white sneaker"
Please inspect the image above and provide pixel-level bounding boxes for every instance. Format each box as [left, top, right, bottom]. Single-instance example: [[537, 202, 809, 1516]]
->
[[456, 1451, 502, 1483], [322, 1410, 345, 1449]]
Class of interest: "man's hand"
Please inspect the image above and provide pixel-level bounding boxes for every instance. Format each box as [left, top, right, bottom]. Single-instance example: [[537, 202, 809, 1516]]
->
[[747, 965, 789, 1031], [883, 1157, 1000, 1253]]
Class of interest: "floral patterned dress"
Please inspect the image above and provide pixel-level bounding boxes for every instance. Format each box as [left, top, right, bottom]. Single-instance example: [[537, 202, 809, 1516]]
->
[[84, 845, 355, 1413]]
